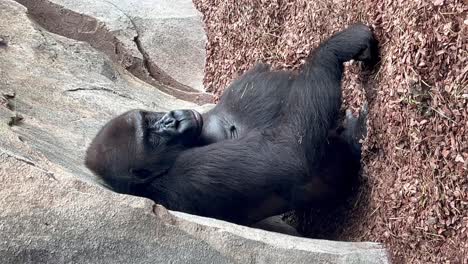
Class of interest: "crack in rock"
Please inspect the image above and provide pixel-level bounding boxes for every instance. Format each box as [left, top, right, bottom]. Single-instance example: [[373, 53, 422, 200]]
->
[[100, 0, 206, 95], [1, 148, 59, 182], [15, 0, 214, 105], [129, 34, 214, 104], [64, 86, 158, 108], [64, 86, 133, 100]]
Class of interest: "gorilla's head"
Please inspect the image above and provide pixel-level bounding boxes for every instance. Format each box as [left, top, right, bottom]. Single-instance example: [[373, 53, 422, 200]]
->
[[85, 109, 203, 193]]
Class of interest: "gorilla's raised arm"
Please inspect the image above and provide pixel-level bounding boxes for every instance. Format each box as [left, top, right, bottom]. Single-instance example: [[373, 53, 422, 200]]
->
[[286, 24, 376, 165]]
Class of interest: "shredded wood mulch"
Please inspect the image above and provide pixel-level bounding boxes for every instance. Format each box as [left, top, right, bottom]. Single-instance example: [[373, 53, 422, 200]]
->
[[193, 0, 467, 263]]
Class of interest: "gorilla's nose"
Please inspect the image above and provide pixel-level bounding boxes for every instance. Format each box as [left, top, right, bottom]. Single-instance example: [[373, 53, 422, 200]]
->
[[160, 112, 179, 129], [162, 117, 177, 128]]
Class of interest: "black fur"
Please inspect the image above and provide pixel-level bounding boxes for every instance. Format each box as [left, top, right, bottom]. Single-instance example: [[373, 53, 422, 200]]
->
[[86, 24, 377, 225]]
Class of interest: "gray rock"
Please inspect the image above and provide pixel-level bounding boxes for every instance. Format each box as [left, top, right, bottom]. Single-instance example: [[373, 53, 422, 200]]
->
[[16, 0, 213, 103], [0, 0, 390, 263], [0, 153, 231, 264]]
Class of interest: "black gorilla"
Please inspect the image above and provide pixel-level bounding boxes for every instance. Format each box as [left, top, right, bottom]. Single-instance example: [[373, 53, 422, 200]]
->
[[86, 24, 377, 226]]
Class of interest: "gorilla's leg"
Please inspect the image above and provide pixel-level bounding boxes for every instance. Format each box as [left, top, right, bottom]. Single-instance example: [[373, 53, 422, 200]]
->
[[322, 106, 368, 191], [291, 107, 368, 207]]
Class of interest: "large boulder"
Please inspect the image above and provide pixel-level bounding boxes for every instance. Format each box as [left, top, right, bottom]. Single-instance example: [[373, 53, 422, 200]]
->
[[0, 0, 390, 263]]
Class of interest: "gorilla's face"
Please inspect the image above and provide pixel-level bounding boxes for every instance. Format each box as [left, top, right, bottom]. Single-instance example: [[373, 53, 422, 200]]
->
[[85, 109, 203, 193]]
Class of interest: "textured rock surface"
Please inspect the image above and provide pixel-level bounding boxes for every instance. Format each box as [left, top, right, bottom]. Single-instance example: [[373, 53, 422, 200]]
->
[[0, 0, 390, 263], [0, 153, 229, 264], [16, 0, 213, 103]]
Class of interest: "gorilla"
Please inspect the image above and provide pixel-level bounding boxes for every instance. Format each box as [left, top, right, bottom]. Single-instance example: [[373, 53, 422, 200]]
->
[[86, 24, 377, 226]]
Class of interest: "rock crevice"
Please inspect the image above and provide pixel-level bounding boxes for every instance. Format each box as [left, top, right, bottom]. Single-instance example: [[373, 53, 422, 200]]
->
[[15, 0, 213, 104]]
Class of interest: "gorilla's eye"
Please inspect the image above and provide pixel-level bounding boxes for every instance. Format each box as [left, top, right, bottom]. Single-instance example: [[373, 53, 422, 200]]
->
[[130, 168, 153, 179]]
